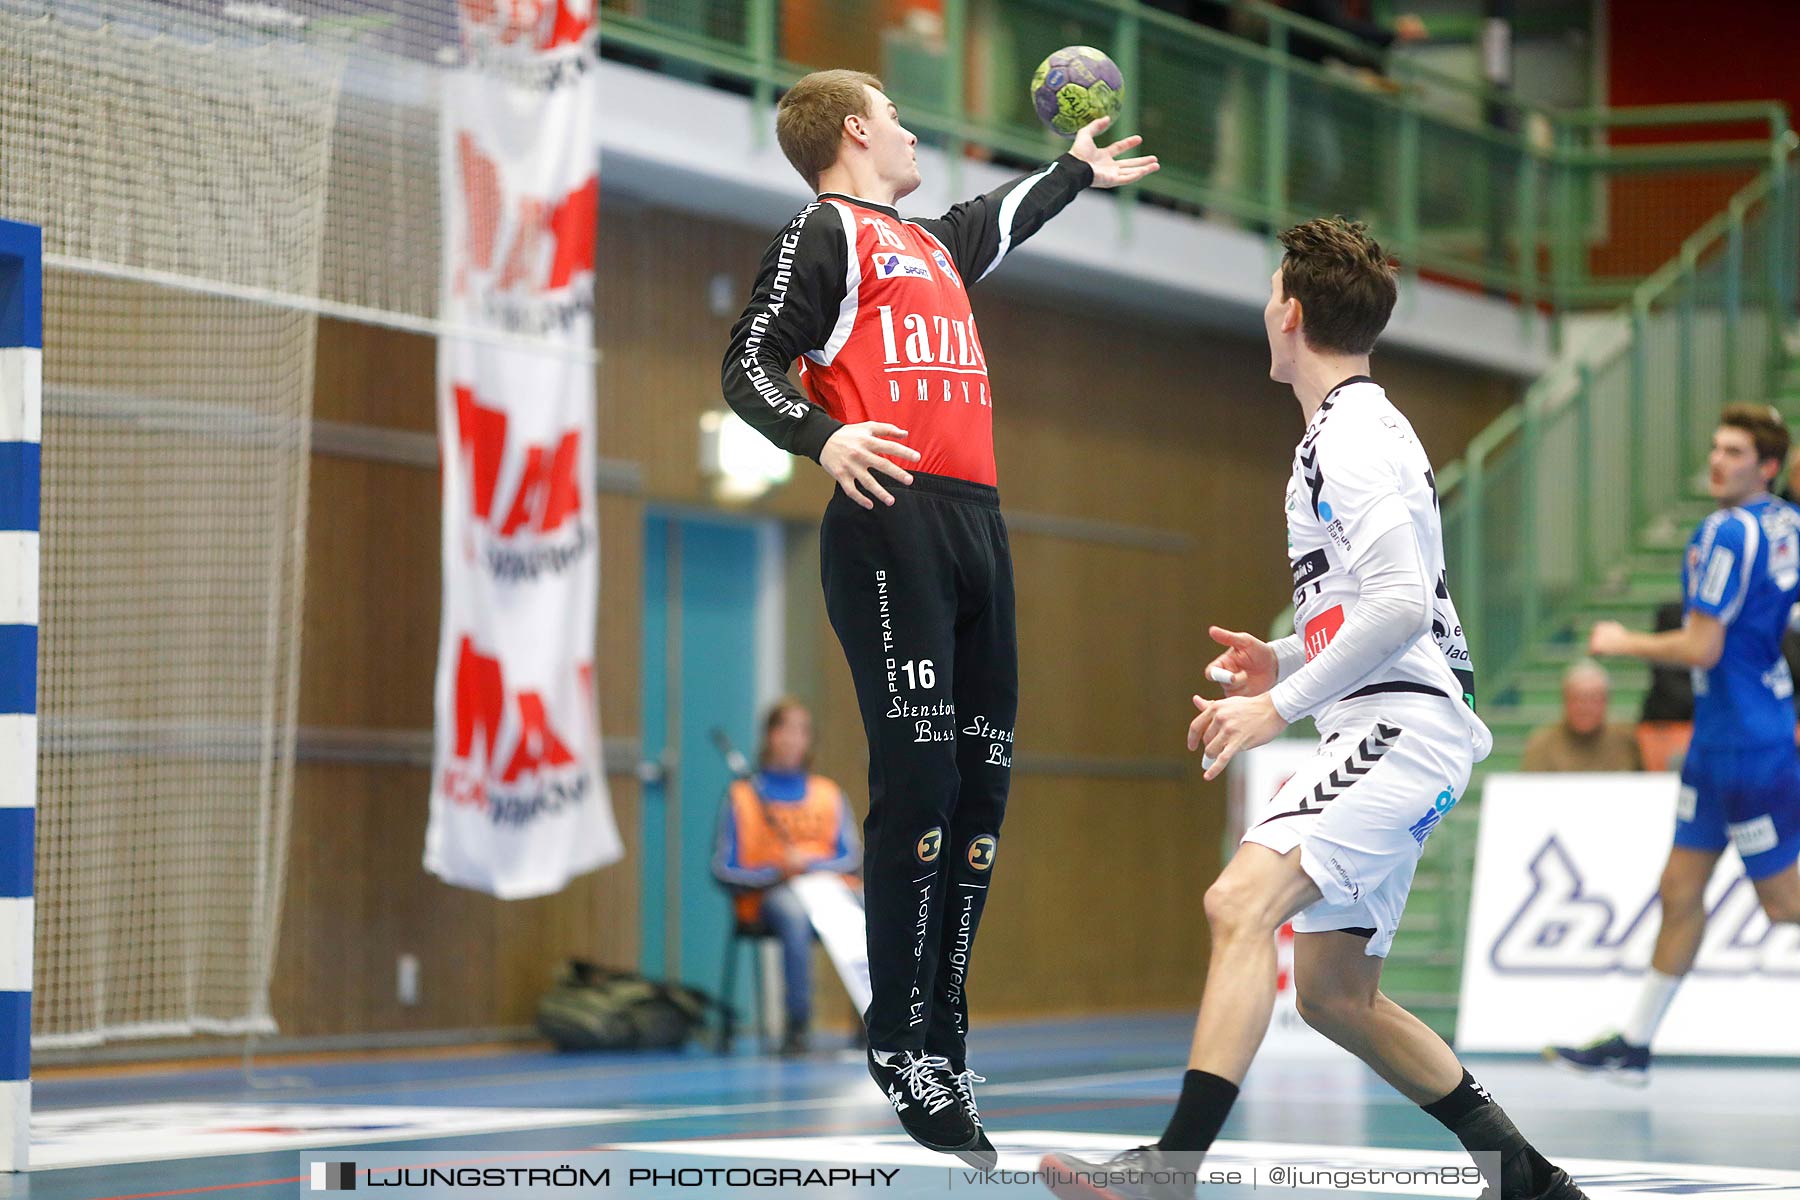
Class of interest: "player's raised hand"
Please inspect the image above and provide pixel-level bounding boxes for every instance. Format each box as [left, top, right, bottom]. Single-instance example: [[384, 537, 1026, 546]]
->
[[1205, 626, 1278, 697], [1069, 116, 1160, 190], [820, 422, 922, 509], [1189, 693, 1288, 782]]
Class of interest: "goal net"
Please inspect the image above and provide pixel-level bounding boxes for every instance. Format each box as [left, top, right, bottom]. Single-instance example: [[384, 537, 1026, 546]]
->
[[0, 0, 450, 1047]]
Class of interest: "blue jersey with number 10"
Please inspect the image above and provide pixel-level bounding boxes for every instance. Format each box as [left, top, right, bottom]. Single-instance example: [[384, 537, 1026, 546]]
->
[[1683, 494, 1800, 748]]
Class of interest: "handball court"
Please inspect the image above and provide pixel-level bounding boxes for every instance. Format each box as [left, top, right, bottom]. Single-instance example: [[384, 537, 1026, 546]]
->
[[14, 1014, 1800, 1199]]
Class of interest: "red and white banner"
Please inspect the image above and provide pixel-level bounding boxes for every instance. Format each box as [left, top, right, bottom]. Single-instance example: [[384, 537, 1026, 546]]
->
[[427, 0, 621, 898]]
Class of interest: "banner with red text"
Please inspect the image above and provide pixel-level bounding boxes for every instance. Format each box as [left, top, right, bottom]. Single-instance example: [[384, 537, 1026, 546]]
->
[[427, 0, 621, 898]]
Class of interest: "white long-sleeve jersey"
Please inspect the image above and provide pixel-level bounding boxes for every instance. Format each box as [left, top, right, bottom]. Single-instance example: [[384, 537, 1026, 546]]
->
[[1270, 377, 1492, 762]]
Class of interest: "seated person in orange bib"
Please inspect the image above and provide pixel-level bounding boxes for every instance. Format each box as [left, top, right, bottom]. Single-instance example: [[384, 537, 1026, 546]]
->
[[711, 699, 862, 1056]]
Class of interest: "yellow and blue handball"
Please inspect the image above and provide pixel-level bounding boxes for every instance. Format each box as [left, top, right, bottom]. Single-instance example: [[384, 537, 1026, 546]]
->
[[1030, 45, 1123, 138]]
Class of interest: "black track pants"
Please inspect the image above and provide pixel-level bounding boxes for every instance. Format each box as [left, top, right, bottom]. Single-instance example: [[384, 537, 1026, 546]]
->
[[820, 471, 1017, 1062]]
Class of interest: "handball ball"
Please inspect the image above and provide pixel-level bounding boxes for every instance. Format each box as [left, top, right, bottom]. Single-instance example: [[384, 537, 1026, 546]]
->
[[1031, 45, 1123, 138]]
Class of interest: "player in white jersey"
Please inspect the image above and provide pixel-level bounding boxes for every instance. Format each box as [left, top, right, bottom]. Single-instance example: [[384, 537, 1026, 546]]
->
[[1042, 220, 1582, 1200]]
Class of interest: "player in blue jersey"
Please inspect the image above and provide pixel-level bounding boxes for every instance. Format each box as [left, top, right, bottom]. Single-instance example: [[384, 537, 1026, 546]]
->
[[1548, 403, 1800, 1082]]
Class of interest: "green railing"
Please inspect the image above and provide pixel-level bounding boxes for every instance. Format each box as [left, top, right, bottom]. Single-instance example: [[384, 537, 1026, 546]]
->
[[1438, 135, 1800, 705], [601, 0, 1791, 311]]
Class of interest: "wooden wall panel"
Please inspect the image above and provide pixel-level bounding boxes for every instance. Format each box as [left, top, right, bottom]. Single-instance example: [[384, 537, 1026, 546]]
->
[[1007, 534, 1185, 759], [314, 319, 437, 431], [274, 763, 640, 1036], [298, 452, 439, 729], [274, 317, 641, 1039], [975, 775, 1216, 1013]]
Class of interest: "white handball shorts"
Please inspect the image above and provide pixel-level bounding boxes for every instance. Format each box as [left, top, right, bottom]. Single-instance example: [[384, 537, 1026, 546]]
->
[[1241, 692, 1475, 957]]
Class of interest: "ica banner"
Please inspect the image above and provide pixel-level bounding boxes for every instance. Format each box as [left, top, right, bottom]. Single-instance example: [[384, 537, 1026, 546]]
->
[[427, 1, 621, 898]]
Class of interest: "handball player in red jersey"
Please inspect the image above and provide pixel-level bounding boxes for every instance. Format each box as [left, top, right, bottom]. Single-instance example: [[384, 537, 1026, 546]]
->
[[722, 68, 1156, 1164]]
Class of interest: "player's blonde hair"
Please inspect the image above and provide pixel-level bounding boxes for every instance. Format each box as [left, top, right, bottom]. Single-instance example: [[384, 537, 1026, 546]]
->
[[1277, 217, 1399, 356], [776, 69, 885, 192]]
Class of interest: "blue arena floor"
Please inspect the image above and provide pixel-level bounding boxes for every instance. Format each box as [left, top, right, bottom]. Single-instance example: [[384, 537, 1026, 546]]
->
[[13, 1014, 1800, 1199]]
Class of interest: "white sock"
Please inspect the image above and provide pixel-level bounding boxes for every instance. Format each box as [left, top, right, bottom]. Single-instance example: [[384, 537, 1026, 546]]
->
[[1621, 969, 1682, 1047]]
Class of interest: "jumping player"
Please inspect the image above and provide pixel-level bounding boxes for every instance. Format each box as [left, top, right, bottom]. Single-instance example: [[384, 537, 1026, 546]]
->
[[720, 69, 1156, 1164], [1042, 219, 1583, 1200], [1548, 404, 1800, 1082]]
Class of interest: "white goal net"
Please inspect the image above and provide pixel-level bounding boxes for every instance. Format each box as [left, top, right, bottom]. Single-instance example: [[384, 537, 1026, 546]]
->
[[0, 0, 453, 1047]]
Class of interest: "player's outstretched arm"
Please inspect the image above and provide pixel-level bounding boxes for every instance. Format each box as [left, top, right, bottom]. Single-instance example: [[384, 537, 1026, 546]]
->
[[912, 117, 1155, 284], [1590, 615, 1725, 669], [1594, 510, 1740, 668]]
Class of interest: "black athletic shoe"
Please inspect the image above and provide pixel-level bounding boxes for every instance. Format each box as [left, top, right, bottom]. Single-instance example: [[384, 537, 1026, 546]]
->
[[868, 1050, 991, 1166], [1039, 1145, 1198, 1200], [1449, 1105, 1588, 1200], [1543, 1033, 1650, 1086], [1489, 1143, 1589, 1200]]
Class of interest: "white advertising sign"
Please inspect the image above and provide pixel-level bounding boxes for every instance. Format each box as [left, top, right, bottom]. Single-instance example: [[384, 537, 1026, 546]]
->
[[1457, 772, 1800, 1055]]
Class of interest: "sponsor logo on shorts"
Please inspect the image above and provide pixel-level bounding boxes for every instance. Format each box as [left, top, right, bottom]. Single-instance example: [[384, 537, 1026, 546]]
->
[[966, 835, 996, 871], [1730, 814, 1780, 857], [872, 252, 931, 280], [916, 827, 943, 863], [1408, 785, 1459, 845], [1324, 854, 1361, 902], [1676, 784, 1698, 822]]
